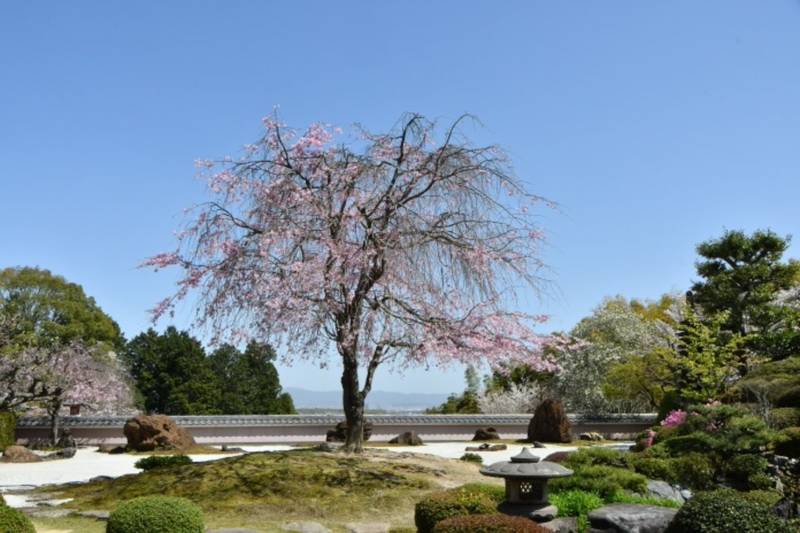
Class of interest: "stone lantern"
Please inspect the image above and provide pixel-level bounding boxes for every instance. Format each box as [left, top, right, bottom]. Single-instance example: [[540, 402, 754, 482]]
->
[[480, 447, 573, 522]]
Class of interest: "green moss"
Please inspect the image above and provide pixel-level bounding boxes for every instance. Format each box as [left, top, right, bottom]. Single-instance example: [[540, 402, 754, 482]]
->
[[134, 454, 193, 471], [50, 450, 440, 526], [0, 412, 14, 452], [0, 504, 35, 533]]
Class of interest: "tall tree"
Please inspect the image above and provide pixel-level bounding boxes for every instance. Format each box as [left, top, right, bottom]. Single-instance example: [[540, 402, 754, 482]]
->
[[0, 267, 124, 349], [208, 341, 295, 414], [145, 113, 552, 451], [688, 229, 800, 362], [123, 327, 220, 415]]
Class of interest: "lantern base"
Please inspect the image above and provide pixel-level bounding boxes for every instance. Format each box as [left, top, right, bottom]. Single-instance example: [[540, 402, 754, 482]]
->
[[498, 502, 558, 523]]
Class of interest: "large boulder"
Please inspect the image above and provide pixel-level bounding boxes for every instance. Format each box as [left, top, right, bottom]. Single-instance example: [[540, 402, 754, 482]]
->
[[123, 415, 196, 451], [388, 431, 423, 445], [645, 480, 684, 504], [325, 421, 373, 443], [472, 427, 500, 441], [528, 399, 571, 443], [587, 503, 677, 533], [1, 445, 42, 463]]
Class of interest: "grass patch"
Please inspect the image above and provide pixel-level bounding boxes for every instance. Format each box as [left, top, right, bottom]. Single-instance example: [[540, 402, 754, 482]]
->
[[42, 449, 489, 531], [31, 514, 106, 533]]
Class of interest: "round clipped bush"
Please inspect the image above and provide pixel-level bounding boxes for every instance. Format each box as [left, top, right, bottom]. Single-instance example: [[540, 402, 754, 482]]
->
[[459, 453, 482, 464], [433, 514, 548, 532], [666, 489, 787, 533], [414, 490, 497, 533], [134, 454, 193, 471], [0, 505, 35, 533], [106, 495, 204, 533]]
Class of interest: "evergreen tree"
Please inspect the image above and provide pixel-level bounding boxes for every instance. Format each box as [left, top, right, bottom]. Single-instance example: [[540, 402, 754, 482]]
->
[[123, 327, 221, 415]]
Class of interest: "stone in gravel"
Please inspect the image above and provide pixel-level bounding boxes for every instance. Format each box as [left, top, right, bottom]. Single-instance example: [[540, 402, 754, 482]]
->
[[29, 508, 72, 518], [533, 441, 546, 448], [646, 480, 684, 504], [123, 414, 196, 451], [472, 427, 500, 440], [679, 489, 692, 500], [530, 504, 558, 522], [78, 510, 111, 520], [282, 522, 332, 533], [344, 523, 391, 533], [541, 517, 579, 533], [579, 432, 603, 441], [388, 431, 423, 446], [1, 445, 42, 463], [588, 503, 677, 533]]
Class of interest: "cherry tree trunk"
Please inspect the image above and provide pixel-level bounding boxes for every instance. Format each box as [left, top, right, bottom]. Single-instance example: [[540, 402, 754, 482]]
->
[[341, 357, 366, 453]]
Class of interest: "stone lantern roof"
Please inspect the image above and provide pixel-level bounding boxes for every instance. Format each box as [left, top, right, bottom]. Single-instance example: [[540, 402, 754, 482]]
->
[[480, 447, 573, 479]]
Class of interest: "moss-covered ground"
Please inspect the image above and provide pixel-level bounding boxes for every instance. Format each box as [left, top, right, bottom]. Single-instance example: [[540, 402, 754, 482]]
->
[[39, 448, 494, 532]]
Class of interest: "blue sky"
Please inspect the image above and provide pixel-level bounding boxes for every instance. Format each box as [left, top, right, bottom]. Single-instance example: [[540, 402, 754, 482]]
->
[[1, 1, 798, 394]]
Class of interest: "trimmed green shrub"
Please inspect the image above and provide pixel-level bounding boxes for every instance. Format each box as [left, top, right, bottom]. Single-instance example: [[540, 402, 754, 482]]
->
[[134, 454, 193, 471], [550, 465, 647, 499], [656, 432, 716, 455], [0, 412, 15, 452], [432, 514, 548, 532], [666, 489, 787, 533], [0, 504, 35, 533], [106, 495, 204, 533], [740, 490, 783, 508], [453, 483, 505, 503], [769, 407, 800, 429], [459, 453, 482, 464], [670, 453, 715, 490], [724, 454, 767, 489], [630, 457, 677, 484], [414, 491, 497, 533], [562, 447, 631, 469], [549, 489, 604, 517], [775, 427, 800, 458], [433, 513, 547, 532]]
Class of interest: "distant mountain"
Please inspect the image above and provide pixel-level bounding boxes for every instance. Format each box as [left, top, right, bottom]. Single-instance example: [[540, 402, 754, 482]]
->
[[285, 387, 449, 412]]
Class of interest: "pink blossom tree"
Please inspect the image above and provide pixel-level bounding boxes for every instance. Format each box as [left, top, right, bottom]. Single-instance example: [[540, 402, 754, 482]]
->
[[146, 113, 554, 452]]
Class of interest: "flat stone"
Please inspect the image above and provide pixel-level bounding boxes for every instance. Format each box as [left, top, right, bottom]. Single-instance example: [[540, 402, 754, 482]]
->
[[679, 489, 692, 501], [541, 517, 579, 533], [282, 522, 332, 533], [588, 503, 678, 533], [344, 523, 390, 533], [646, 480, 684, 504], [530, 504, 558, 522], [28, 508, 72, 518], [533, 441, 546, 448], [78, 510, 111, 520]]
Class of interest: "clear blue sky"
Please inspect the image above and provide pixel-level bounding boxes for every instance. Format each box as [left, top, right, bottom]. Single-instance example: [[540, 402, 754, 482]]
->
[[2, 1, 798, 394]]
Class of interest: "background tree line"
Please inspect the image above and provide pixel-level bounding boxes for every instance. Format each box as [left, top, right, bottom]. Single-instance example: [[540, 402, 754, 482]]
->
[[430, 228, 800, 418]]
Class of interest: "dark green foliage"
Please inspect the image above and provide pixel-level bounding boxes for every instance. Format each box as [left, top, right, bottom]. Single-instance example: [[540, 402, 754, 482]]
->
[[549, 465, 647, 499], [775, 427, 800, 458], [549, 489, 604, 517], [669, 453, 716, 490], [208, 341, 295, 414], [666, 489, 788, 533], [426, 367, 481, 414], [657, 432, 716, 455], [453, 483, 505, 503], [432, 514, 548, 533], [562, 447, 632, 470], [0, 504, 35, 533], [688, 229, 800, 363], [459, 453, 482, 464], [723, 454, 768, 489], [106, 495, 204, 533], [739, 489, 783, 507], [0, 266, 123, 349], [0, 412, 14, 452], [414, 490, 497, 533], [726, 356, 800, 407], [769, 407, 800, 429], [123, 327, 221, 415], [134, 454, 192, 471], [778, 385, 800, 408]]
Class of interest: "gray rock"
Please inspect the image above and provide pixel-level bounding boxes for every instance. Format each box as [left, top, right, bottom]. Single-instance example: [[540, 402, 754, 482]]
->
[[588, 503, 678, 533], [679, 489, 693, 501], [541, 516, 579, 532], [344, 523, 390, 533], [88, 475, 114, 483], [530, 504, 558, 522], [533, 441, 546, 448], [579, 432, 603, 441], [78, 510, 111, 520], [774, 455, 790, 467], [646, 480, 684, 504], [282, 522, 332, 533], [44, 447, 76, 460], [28, 508, 72, 518]]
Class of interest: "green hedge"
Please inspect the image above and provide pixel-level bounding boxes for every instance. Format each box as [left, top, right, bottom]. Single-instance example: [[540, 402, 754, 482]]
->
[[106, 496, 204, 533], [433, 514, 549, 532], [414, 490, 497, 533], [665, 489, 787, 533], [134, 454, 193, 471], [0, 412, 15, 452], [769, 407, 800, 430], [0, 505, 35, 533]]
